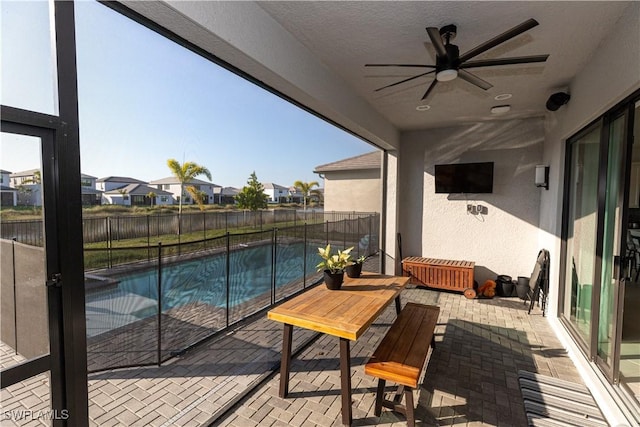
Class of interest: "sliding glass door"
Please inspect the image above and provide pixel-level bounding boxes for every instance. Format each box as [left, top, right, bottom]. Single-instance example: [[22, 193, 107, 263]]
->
[[562, 123, 601, 345], [596, 112, 628, 379], [561, 91, 640, 410]]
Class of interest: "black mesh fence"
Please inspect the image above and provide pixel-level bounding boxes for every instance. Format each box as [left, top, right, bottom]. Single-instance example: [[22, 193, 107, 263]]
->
[[79, 212, 379, 372]]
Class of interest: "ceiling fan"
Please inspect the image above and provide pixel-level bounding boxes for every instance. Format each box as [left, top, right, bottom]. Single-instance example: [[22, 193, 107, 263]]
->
[[366, 19, 549, 101]]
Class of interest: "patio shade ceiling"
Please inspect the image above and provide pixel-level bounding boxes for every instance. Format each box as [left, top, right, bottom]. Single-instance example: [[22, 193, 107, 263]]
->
[[125, 1, 630, 136]]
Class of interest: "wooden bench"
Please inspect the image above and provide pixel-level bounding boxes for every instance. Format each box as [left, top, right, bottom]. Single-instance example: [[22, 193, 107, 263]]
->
[[402, 257, 475, 293], [364, 302, 440, 426]]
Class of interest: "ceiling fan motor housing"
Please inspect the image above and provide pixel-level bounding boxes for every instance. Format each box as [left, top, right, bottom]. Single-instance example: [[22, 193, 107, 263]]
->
[[436, 43, 460, 72]]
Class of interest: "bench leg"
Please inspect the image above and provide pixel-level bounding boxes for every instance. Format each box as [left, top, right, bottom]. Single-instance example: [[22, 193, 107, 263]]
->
[[395, 295, 401, 315], [404, 387, 415, 427], [374, 379, 385, 416], [431, 334, 436, 350], [279, 323, 293, 398], [339, 338, 352, 426]]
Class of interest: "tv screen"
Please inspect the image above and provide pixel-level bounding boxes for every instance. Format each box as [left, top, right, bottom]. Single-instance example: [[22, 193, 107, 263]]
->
[[435, 162, 494, 193]]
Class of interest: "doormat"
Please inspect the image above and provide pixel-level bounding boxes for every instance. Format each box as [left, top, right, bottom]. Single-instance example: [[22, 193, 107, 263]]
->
[[518, 370, 608, 427]]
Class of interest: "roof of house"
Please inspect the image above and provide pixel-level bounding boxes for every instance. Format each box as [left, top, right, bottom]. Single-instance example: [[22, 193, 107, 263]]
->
[[263, 183, 289, 190], [221, 187, 240, 196], [104, 184, 173, 196], [9, 170, 96, 179], [313, 151, 381, 173], [9, 168, 40, 177], [97, 176, 147, 184], [148, 176, 220, 187]]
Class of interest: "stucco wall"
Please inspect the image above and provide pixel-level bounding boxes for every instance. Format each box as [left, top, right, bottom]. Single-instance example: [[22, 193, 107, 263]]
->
[[322, 169, 381, 213], [400, 118, 544, 284]]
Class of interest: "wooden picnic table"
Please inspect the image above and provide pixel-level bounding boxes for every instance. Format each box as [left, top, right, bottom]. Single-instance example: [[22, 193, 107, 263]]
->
[[268, 272, 409, 426]]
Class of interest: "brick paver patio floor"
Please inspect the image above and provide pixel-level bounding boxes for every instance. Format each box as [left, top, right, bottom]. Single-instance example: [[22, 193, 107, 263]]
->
[[1, 285, 584, 426]]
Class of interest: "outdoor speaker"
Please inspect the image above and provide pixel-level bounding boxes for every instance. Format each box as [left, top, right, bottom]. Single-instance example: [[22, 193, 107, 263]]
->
[[546, 92, 571, 111]]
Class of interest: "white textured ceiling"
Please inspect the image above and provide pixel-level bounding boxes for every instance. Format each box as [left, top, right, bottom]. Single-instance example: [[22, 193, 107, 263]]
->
[[257, 1, 630, 131]]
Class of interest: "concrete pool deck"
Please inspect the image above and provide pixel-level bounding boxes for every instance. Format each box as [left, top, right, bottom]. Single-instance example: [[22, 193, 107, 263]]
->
[[0, 284, 586, 426]]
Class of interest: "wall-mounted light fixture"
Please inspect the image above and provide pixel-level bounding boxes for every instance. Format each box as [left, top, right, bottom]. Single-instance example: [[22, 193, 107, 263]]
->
[[535, 165, 549, 190]]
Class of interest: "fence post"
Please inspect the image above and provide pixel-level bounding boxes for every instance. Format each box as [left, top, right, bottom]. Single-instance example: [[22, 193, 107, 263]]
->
[[157, 242, 163, 366], [203, 212, 206, 250], [272, 228, 277, 304], [11, 238, 18, 354], [357, 216, 361, 258], [107, 217, 112, 269], [225, 231, 230, 328], [147, 215, 151, 262], [326, 220, 329, 246], [303, 224, 307, 289]]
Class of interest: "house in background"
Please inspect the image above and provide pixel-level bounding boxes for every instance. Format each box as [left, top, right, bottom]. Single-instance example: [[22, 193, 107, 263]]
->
[[103, 184, 173, 206], [287, 186, 304, 204], [262, 182, 290, 203], [149, 176, 222, 205], [219, 187, 240, 205], [80, 173, 102, 206], [96, 176, 147, 192], [9, 168, 42, 207], [314, 151, 381, 212], [0, 169, 17, 207]]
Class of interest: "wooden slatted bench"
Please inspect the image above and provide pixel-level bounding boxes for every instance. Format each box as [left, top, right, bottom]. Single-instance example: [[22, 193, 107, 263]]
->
[[364, 302, 440, 426]]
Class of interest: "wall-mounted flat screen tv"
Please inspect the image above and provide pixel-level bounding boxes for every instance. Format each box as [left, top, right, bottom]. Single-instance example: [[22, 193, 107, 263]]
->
[[434, 162, 494, 193]]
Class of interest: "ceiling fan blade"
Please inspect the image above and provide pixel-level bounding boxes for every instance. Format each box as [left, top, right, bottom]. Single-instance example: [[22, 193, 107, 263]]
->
[[365, 63, 436, 68], [426, 27, 447, 57], [458, 69, 493, 90], [421, 79, 438, 101], [459, 18, 539, 63], [461, 55, 549, 69], [374, 70, 435, 92]]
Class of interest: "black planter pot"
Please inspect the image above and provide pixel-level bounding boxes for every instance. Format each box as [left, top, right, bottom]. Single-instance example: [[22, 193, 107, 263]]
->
[[516, 276, 530, 300], [324, 270, 344, 290], [345, 263, 363, 278]]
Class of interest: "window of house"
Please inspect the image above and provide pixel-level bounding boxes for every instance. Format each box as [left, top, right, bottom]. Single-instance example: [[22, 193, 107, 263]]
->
[[160, 196, 168, 202]]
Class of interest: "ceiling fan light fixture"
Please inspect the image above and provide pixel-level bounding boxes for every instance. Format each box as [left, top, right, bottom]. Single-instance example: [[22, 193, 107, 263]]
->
[[416, 104, 431, 111], [436, 69, 458, 82], [491, 105, 511, 114]]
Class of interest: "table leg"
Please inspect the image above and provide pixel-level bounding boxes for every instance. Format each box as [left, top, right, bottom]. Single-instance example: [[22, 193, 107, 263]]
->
[[339, 338, 352, 425], [395, 295, 401, 315], [279, 323, 293, 398]]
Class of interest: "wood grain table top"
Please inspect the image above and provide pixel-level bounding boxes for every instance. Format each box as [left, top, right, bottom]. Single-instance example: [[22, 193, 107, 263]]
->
[[267, 273, 409, 340]]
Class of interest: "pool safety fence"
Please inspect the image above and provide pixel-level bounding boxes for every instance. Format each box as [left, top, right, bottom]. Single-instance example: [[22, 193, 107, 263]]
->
[[1, 209, 377, 247], [83, 214, 380, 372]]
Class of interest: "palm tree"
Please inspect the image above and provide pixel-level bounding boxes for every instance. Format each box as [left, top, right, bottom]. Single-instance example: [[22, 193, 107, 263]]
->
[[166, 159, 212, 215], [186, 186, 207, 211], [293, 180, 321, 212]]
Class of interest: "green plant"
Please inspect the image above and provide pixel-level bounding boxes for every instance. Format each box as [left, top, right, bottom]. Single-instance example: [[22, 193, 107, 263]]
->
[[236, 172, 268, 211], [316, 244, 353, 273], [354, 255, 366, 264]]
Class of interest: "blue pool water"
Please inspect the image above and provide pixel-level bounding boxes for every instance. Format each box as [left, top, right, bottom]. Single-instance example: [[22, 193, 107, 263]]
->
[[112, 242, 319, 311]]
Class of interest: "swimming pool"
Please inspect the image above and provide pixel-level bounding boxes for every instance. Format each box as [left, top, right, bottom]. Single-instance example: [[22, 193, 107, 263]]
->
[[88, 242, 320, 317]]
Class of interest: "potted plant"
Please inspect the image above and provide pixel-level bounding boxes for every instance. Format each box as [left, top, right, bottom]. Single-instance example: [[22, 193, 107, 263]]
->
[[345, 255, 366, 278], [316, 244, 353, 290]]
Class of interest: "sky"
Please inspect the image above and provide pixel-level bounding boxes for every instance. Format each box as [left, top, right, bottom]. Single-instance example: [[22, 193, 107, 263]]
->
[[1, 1, 374, 188]]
